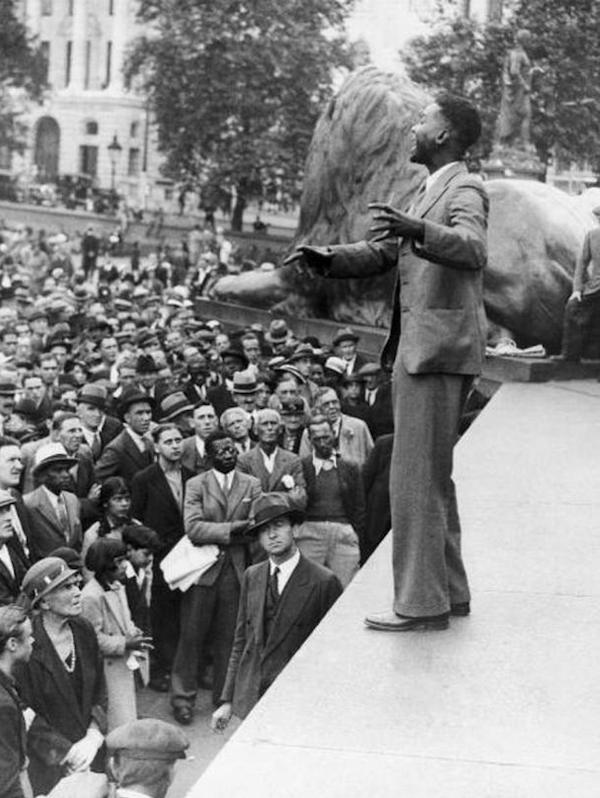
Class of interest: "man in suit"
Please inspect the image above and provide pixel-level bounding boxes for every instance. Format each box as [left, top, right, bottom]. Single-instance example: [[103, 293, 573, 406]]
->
[[0, 438, 32, 573], [298, 415, 365, 588], [211, 493, 341, 727], [0, 604, 34, 798], [560, 205, 600, 360], [131, 424, 194, 692], [288, 94, 488, 630], [76, 384, 123, 461], [332, 327, 368, 375], [299, 387, 373, 471], [170, 430, 261, 724], [24, 443, 82, 560], [237, 408, 307, 513], [95, 390, 154, 486], [180, 403, 219, 474], [0, 491, 30, 606]]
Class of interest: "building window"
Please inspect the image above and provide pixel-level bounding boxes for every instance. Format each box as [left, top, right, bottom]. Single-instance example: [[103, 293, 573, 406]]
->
[[130, 121, 139, 138], [105, 41, 112, 87], [84, 40, 91, 89], [85, 121, 98, 135], [41, 0, 52, 15], [79, 145, 98, 177], [128, 148, 140, 177], [65, 41, 72, 87], [40, 41, 50, 83]]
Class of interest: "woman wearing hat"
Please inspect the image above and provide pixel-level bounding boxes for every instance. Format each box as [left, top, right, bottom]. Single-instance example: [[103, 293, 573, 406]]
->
[[82, 539, 152, 731], [16, 557, 106, 795]]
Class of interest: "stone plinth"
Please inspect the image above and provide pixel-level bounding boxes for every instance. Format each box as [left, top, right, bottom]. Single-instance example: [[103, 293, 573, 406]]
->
[[482, 145, 546, 181]]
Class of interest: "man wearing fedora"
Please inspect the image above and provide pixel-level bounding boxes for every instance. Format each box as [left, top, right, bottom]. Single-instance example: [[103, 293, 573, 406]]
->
[[0, 489, 30, 605], [24, 443, 82, 560], [157, 392, 195, 437], [332, 327, 367, 376], [0, 379, 17, 435], [76, 384, 123, 462], [95, 389, 154, 487], [265, 319, 295, 357], [231, 369, 259, 419], [211, 493, 341, 727]]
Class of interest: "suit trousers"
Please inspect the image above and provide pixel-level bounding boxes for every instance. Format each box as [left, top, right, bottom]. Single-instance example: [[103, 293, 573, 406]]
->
[[171, 558, 240, 708], [295, 521, 359, 589], [150, 564, 181, 678], [561, 293, 600, 360], [391, 359, 472, 617]]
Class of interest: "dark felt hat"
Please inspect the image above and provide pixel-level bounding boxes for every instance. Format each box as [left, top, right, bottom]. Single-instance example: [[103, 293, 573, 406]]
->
[[248, 493, 304, 534]]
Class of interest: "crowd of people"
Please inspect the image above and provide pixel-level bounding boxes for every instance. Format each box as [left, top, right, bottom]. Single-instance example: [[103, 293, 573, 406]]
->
[[0, 230, 396, 797]]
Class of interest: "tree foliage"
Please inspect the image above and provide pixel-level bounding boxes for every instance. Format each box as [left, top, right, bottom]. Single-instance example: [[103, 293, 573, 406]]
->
[[0, 0, 47, 153], [125, 0, 353, 228], [401, 0, 600, 171]]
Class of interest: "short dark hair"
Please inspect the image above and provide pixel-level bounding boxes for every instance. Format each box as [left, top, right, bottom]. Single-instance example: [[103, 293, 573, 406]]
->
[[85, 537, 127, 576], [435, 93, 482, 155], [205, 430, 234, 460], [51, 411, 79, 432], [152, 423, 182, 444], [99, 477, 130, 512], [307, 413, 332, 435], [0, 605, 28, 656], [123, 524, 160, 551]]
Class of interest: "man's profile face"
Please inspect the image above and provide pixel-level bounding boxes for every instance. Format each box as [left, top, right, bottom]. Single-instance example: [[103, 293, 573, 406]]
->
[[0, 505, 14, 543], [410, 103, 448, 166], [258, 516, 294, 559], [210, 437, 238, 473], [0, 445, 23, 488]]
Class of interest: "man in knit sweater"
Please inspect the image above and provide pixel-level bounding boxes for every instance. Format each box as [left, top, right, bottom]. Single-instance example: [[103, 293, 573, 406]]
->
[[297, 415, 365, 588]]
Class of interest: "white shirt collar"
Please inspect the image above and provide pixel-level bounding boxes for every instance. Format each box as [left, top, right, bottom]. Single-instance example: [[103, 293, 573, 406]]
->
[[212, 468, 233, 492], [0, 544, 14, 578], [195, 436, 206, 458], [125, 425, 147, 452], [260, 447, 277, 473], [312, 453, 337, 475], [269, 548, 300, 593], [425, 160, 461, 194]]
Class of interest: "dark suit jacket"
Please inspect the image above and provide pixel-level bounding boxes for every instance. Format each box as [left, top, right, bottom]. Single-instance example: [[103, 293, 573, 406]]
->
[[326, 162, 488, 375], [221, 555, 342, 718], [180, 436, 211, 475], [182, 382, 235, 419], [130, 462, 194, 556], [301, 456, 366, 545], [0, 537, 30, 605], [183, 469, 261, 586], [15, 614, 107, 794], [0, 670, 27, 798], [24, 487, 82, 560], [95, 429, 154, 486], [236, 446, 307, 512]]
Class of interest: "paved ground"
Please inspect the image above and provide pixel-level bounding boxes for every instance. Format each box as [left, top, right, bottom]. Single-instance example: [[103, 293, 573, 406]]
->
[[183, 380, 600, 797]]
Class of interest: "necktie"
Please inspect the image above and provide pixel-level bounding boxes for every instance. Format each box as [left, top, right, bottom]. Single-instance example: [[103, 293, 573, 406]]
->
[[55, 494, 70, 539], [91, 432, 101, 460], [269, 567, 280, 603]]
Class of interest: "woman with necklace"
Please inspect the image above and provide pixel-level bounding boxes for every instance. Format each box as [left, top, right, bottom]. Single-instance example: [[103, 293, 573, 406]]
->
[[81, 538, 152, 731], [16, 557, 106, 795]]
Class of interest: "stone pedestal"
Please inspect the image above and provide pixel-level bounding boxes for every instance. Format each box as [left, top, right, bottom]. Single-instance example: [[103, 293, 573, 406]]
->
[[482, 145, 545, 181]]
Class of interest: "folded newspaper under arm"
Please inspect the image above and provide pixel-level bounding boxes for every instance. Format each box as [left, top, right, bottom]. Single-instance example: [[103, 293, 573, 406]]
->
[[160, 536, 220, 591]]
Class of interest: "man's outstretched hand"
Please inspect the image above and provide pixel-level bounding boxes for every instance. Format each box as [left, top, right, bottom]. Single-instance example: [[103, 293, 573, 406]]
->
[[283, 245, 333, 275], [368, 202, 424, 243]]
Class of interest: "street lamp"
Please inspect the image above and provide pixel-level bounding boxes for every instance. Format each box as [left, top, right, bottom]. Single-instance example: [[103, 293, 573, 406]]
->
[[107, 133, 122, 191]]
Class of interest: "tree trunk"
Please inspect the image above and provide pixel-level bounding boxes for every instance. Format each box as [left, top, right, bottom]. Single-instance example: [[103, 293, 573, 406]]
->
[[231, 192, 246, 231]]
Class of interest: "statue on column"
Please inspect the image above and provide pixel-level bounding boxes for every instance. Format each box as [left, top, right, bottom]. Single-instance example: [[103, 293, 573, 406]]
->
[[496, 29, 534, 149]]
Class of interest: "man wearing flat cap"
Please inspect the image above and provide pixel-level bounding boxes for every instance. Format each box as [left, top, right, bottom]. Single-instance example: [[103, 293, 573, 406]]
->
[[212, 493, 341, 728], [560, 205, 600, 361], [104, 718, 189, 798], [332, 327, 367, 375]]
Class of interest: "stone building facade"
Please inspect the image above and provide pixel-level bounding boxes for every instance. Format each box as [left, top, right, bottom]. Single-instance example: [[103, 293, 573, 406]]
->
[[13, 0, 172, 211]]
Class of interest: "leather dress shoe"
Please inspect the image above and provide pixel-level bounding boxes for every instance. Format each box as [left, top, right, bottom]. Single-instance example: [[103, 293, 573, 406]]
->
[[173, 706, 193, 725], [450, 602, 470, 617], [365, 610, 449, 632]]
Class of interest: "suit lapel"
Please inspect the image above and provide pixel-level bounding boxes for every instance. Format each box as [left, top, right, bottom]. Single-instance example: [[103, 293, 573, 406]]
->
[[416, 162, 466, 219], [250, 562, 269, 647], [207, 471, 228, 514], [123, 431, 150, 468], [34, 489, 60, 532], [154, 465, 182, 517], [262, 557, 313, 659], [103, 587, 130, 634], [268, 450, 286, 491], [226, 471, 246, 515]]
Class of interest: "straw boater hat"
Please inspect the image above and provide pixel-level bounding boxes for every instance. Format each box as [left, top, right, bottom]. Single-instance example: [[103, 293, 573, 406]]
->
[[232, 370, 258, 394], [324, 356, 348, 375], [265, 319, 292, 345], [159, 392, 195, 422]]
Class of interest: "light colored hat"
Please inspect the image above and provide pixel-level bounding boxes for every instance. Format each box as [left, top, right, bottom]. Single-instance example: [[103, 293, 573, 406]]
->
[[232, 370, 258, 394], [21, 557, 77, 608], [324, 356, 348, 375], [32, 443, 77, 476], [159, 391, 195, 422], [106, 718, 189, 761]]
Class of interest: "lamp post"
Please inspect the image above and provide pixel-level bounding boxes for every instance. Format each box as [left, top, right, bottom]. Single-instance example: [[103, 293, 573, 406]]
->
[[107, 133, 122, 192]]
